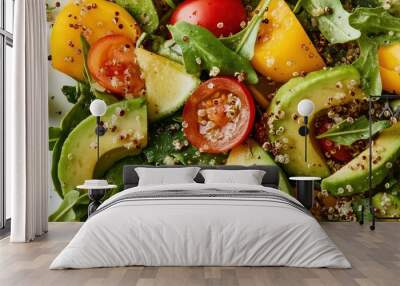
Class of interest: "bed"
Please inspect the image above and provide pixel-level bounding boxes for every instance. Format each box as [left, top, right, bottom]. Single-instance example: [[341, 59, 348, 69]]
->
[[50, 165, 350, 269]]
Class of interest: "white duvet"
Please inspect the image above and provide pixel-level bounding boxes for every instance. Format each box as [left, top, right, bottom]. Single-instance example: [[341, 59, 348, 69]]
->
[[50, 183, 351, 269]]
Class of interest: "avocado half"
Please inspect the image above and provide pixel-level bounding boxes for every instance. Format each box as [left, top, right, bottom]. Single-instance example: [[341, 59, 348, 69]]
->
[[267, 66, 365, 177], [227, 139, 293, 195], [372, 192, 400, 218], [58, 97, 147, 195], [322, 122, 400, 196]]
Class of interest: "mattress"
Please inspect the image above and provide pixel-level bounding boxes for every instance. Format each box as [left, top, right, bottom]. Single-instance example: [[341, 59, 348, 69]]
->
[[50, 183, 351, 269]]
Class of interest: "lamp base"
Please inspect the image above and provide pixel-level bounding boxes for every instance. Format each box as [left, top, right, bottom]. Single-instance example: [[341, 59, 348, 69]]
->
[[87, 188, 106, 216]]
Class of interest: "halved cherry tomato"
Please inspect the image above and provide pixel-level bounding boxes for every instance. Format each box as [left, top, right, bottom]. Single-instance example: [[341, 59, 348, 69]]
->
[[183, 77, 255, 153], [170, 0, 247, 37], [317, 121, 353, 162], [87, 34, 145, 97]]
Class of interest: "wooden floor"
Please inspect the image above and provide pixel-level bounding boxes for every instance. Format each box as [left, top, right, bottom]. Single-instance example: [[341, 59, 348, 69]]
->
[[0, 223, 399, 286]]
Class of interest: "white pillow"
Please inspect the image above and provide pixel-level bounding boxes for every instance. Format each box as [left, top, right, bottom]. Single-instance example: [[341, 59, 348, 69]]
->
[[200, 169, 266, 185], [135, 167, 200, 186]]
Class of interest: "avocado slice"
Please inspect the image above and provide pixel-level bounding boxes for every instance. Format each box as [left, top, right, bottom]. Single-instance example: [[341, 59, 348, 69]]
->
[[135, 48, 200, 122], [226, 139, 293, 195], [267, 66, 365, 177], [372, 192, 400, 218], [321, 122, 400, 196], [58, 97, 147, 195]]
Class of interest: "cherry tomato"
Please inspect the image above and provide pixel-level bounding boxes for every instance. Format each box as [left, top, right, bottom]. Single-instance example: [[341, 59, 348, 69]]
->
[[183, 77, 255, 153], [317, 121, 353, 162], [87, 35, 145, 97], [170, 0, 247, 37]]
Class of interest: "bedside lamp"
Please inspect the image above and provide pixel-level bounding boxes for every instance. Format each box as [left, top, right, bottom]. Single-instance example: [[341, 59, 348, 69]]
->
[[89, 99, 107, 161], [297, 99, 315, 162], [78, 99, 116, 217]]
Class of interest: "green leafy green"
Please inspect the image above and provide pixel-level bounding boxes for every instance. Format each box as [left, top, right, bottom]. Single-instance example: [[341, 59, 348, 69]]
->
[[221, 0, 270, 60], [352, 36, 382, 95], [293, 0, 305, 13], [144, 116, 228, 165], [49, 190, 87, 222], [115, 0, 159, 33], [50, 155, 146, 222], [168, 22, 259, 84], [80, 35, 119, 105], [302, 0, 361, 43], [316, 115, 391, 145], [349, 7, 400, 95], [61, 85, 79, 104], [150, 36, 184, 64], [350, 7, 400, 34], [164, 0, 177, 9], [49, 127, 62, 151]]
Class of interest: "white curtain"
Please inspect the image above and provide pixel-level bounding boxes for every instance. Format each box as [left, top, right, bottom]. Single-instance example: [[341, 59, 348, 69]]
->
[[8, 0, 49, 242]]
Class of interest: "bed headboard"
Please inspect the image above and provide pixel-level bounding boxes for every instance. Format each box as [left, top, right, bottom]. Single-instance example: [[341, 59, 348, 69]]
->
[[123, 165, 280, 190]]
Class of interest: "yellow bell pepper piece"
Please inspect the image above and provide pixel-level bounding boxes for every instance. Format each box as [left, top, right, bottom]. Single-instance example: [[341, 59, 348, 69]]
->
[[380, 66, 400, 95], [252, 0, 325, 82], [379, 43, 400, 71], [378, 43, 400, 94], [50, 0, 141, 81]]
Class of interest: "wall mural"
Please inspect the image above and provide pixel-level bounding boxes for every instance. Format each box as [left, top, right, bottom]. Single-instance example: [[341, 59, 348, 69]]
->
[[47, 0, 400, 221]]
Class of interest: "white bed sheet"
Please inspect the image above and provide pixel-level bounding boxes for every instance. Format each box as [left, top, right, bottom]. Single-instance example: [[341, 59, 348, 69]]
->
[[50, 183, 350, 269]]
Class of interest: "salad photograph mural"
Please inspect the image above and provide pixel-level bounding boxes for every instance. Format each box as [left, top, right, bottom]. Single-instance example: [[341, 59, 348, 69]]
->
[[46, 0, 400, 222]]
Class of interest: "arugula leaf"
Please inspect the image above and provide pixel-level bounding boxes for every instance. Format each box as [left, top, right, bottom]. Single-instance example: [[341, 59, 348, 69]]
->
[[220, 0, 270, 60], [350, 7, 400, 34], [349, 7, 400, 95], [302, 0, 361, 43], [352, 36, 382, 96], [156, 39, 183, 63], [168, 22, 258, 84], [115, 0, 159, 33], [144, 115, 227, 165], [61, 85, 79, 104], [316, 115, 391, 145], [80, 35, 119, 105]]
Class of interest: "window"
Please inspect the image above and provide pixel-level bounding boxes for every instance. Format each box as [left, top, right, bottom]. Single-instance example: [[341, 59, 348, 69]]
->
[[1, 0, 14, 234]]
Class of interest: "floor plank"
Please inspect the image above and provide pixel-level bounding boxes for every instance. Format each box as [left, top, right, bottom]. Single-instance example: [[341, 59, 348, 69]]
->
[[0, 222, 399, 286]]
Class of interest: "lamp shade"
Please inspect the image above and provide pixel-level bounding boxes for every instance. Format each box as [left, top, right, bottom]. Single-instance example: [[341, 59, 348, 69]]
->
[[297, 99, 315, 117], [89, 99, 107, 117]]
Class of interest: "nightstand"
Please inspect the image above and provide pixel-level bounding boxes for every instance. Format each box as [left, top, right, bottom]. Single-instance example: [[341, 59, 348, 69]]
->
[[77, 180, 117, 216], [289, 177, 321, 209]]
